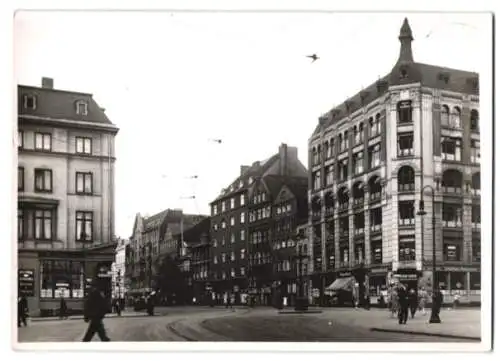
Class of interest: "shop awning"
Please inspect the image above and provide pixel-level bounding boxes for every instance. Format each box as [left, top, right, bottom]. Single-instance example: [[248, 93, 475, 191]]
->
[[325, 277, 355, 291]]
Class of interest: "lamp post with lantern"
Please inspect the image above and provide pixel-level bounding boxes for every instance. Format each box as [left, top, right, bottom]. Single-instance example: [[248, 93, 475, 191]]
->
[[416, 185, 441, 323]]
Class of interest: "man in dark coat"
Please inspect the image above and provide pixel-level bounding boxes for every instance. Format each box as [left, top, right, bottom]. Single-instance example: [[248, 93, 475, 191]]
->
[[59, 296, 68, 320], [408, 289, 418, 318], [82, 284, 110, 342], [397, 285, 409, 325], [18, 295, 28, 327]]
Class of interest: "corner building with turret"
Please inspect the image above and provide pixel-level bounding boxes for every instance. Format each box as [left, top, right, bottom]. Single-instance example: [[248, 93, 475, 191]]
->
[[307, 18, 481, 305]]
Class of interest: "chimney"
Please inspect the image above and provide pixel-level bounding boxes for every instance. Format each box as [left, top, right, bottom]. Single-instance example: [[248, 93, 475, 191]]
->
[[279, 143, 297, 176], [240, 165, 250, 175], [41, 77, 54, 89]]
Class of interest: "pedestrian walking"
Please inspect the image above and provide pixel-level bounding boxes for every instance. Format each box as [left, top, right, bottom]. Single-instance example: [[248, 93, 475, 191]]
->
[[59, 296, 68, 320], [408, 289, 418, 319], [146, 294, 155, 316], [17, 295, 29, 327], [82, 283, 111, 342], [397, 285, 409, 325], [389, 287, 399, 318], [114, 298, 122, 316], [430, 288, 444, 320], [225, 293, 233, 309], [453, 292, 460, 309]]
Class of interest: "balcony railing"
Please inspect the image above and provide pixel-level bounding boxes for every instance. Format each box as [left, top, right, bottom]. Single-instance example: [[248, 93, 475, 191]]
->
[[340, 229, 349, 237], [338, 261, 349, 268], [353, 197, 364, 207], [471, 188, 481, 196], [369, 191, 381, 201], [398, 148, 414, 157], [442, 153, 462, 162], [370, 224, 382, 232], [338, 202, 349, 211], [472, 222, 481, 230], [325, 207, 334, 217], [398, 183, 415, 192], [354, 228, 364, 236], [398, 218, 415, 226], [442, 185, 462, 194], [442, 220, 463, 228]]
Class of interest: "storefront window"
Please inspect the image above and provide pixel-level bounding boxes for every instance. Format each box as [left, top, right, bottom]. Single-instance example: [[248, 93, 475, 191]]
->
[[450, 272, 465, 293], [436, 271, 449, 291], [40, 260, 84, 299], [470, 272, 481, 291]]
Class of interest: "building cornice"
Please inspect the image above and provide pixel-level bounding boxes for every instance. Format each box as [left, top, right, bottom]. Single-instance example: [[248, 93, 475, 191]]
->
[[19, 114, 119, 135]]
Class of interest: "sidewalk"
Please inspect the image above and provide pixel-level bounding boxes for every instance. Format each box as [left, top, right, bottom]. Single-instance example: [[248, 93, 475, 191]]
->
[[318, 308, 481, 340]]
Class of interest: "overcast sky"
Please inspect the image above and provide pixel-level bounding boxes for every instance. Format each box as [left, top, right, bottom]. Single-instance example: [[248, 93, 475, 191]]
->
[[14, 11, 489, 239]]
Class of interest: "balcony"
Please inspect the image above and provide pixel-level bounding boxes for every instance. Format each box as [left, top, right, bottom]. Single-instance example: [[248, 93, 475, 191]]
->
[[398, 218, 415, 227], [370, 224, 382, 233], [369, 191, 381, 202], [338, 202, 349, 212], [353, 197, 364, 207], [398, 183, 415, 192], [354, 228, 364, 236], [325, 206, 334, 217], [442, 220, 463, 228], [398, 148, 414, 157], [442, 153, 462, 162]]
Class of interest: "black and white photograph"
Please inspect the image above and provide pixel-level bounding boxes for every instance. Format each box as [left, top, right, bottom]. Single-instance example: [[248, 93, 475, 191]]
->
[[5, 3, 493, 354]]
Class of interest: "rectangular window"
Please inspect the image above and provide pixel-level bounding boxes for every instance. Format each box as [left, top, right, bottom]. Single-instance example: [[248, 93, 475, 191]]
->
[[76, 172, 93, 194], [213, 256, 218, 264], [472, 240, 481, 263], [470, 140, 480, 164], [472, 205, 481, 229], [240, 229, 245, 241], [34, 169, 53, 192], [76, 137, 92, 155], [18, 130, 23, 149], [240, 267, 245, 276], [398, 133, 414, 157], [325, 166, 334, 186], [231, 268, 235, 278], [221, 253, 226, 263], [441, 137, 462, 161], [231, 233, 235, 244], [34, 132, 52, 151], [76, 211, 93, 241], [398, 201, 415, 226], [372, 241, 382, 264], [40, 260, 84, 299], [338, 159, 348, 182], [340, 246, 349, 266], [398, 235, 416, 261], [442, 204, 463, 228], [230, 216, 235, 226], [230, 198, 235, 209], [369, 144, 381, 168], [354, 152, 364, 174], [370, 117, 381, 137], [354, 212, 365, 234], [370, 208, 382, 231], [231, 251, 235, 261], [240, 194, 245, 206], [18, 167, 24, 191], [444, 242, 461, 261], [23, 95, 37, 109], [313, 171, 321, 190], [397, 101, 413, 123], [222, 202, 226, 212], [240, 212, 245, 224], [18, 209, 24, 240], [355, 244, 365, 264], [35, 209, 52, 240], [212, 205, 217, 216]]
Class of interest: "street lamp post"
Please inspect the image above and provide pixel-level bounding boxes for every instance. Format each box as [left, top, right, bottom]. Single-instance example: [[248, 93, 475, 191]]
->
[[417, 185, 441, 323]]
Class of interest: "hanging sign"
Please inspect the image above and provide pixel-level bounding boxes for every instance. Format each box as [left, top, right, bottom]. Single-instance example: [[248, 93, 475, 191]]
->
[[18, 269, 35, 297]]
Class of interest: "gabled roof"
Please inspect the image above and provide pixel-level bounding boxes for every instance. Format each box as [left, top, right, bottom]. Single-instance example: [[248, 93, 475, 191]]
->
[[210, 154, 280, 203], [263, 174, 308, 201], [18, 84, 113, 124]]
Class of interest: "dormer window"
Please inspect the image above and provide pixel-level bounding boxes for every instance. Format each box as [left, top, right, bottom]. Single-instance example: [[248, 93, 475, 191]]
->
[[23, 95, 37, 110], [76, 101, 88, 115], [399, 67, 408, 79], [438, 72, 450, 84]]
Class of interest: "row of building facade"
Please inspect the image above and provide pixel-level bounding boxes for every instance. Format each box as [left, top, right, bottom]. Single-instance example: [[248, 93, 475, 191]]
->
[[123, 18, 481, 306]]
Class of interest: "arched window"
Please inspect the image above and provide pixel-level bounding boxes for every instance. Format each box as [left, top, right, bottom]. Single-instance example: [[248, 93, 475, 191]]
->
[[317, 144, 322, 163], [324, 140, 330, 159], [451, 106, 461, 128], [397, 166, 415, 192], [470, 109, 479, 132], [337, 187, 349, 211], [397, 100, 412, 123], [313, 171, 321, 190], [441, 105, 450, 126], [312, 147, 317, 165]]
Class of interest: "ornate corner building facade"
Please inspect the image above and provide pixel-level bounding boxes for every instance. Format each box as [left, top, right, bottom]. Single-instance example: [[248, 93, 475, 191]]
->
[[307, 18, 480, 305]]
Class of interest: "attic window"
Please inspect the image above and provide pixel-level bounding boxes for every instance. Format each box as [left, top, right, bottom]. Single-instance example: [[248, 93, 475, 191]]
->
[[76, 101, 88, 115], [399, 67, 408, 79], [438, 73, 450, 84], [23, 95, 37, 110]]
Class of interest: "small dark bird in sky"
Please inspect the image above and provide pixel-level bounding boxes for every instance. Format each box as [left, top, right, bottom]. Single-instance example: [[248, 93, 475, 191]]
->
[[209, 138, 223, 143], [306, 54, 319, 63]]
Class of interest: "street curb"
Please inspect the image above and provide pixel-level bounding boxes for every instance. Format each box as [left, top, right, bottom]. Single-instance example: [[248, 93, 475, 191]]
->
[[369, 327, 481, 341], [278, 310, 323, 314]]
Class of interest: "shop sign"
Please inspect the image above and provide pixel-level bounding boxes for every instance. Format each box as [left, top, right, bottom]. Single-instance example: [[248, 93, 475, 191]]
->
[[439, 266, 480, 272], [18, 269, 35, 297], [56, 282, 70, 288], [394, 273, 418, 280], [371, 267, 389, 274], [233, 285, 239, 292]]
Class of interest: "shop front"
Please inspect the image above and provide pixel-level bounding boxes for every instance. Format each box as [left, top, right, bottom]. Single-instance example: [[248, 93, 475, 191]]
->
[[18, 243, 116, 317], [368, 265, 391, 305], [393, 268, 421, 292], [433, 265, 481, 305]]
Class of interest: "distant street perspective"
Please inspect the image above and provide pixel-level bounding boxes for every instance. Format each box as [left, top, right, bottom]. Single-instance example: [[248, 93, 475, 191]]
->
[[18, 306, 480, 342]]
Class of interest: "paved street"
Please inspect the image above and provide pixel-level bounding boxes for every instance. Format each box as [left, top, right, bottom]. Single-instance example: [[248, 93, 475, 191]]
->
[[16, 307, 480, 343]]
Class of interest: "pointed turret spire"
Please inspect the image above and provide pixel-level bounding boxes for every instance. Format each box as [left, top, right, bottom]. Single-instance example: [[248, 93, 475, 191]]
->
[[397, 17, 414, 63]]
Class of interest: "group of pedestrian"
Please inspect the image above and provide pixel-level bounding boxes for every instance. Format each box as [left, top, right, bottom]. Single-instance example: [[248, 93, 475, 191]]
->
[[389, 283, 444, 325]]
